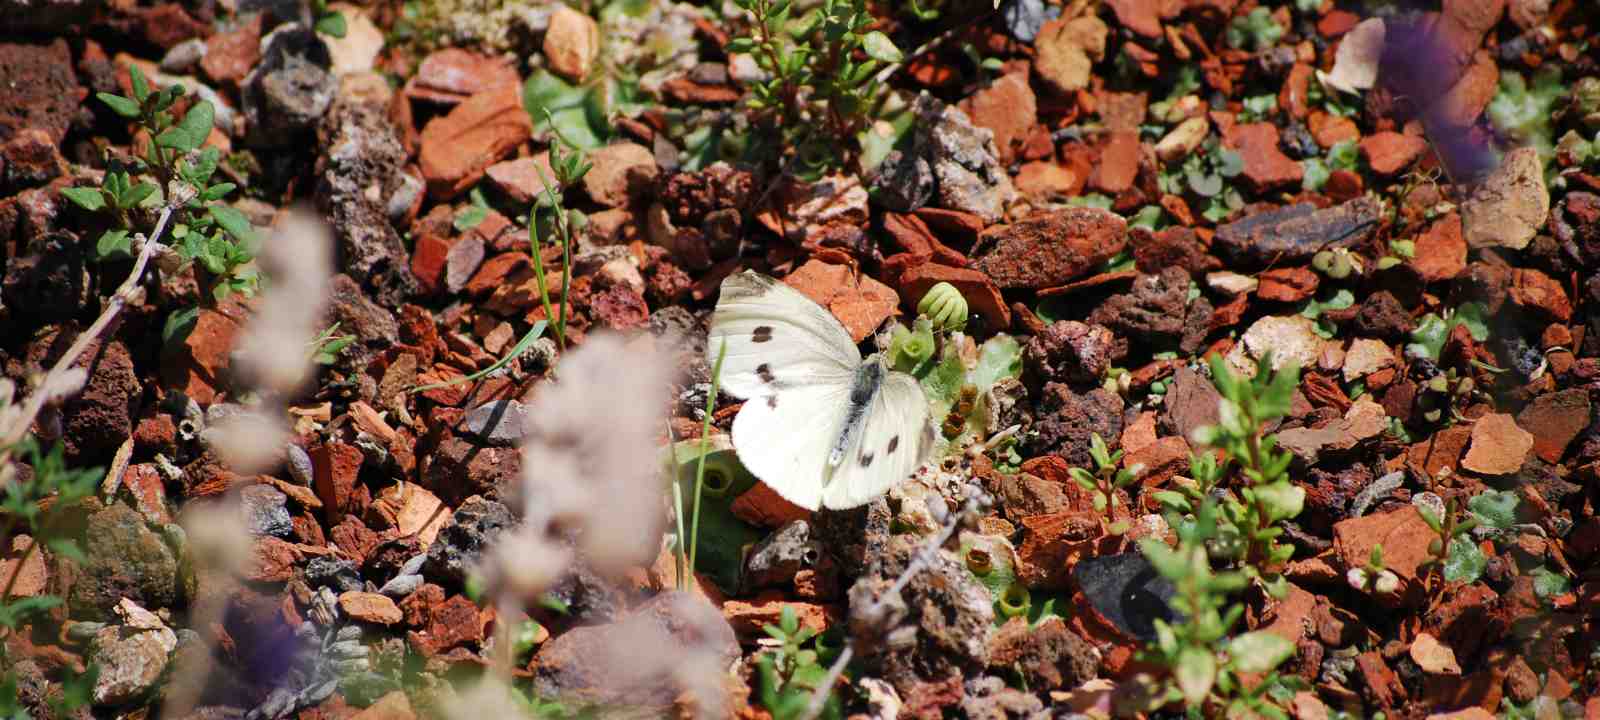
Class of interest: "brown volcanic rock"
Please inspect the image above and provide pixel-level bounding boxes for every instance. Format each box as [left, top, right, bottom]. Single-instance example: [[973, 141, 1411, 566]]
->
[[972, 208, 1127, 289]]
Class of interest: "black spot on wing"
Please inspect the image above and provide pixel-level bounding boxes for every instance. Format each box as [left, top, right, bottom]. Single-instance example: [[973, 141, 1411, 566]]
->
[[766, 395, 778, 409], [752, 325, 774, 343], [756, 363, 775, 384], [860, 451, 874, 468], [887, 435, 899, 454]]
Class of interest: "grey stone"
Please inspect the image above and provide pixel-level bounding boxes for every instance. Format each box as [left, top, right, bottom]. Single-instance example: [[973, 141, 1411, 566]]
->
[[304, 556, 363, 593], [741, 519, 822, 592], [1001, 0, 1052, 42], [160, 39, 207, 74], [847, 533, 994, 693], [90, 623, 176, 706], [316, 98, 418, 308], [914, 94, 1017, 224], [423, 496, 514, 586], [70, 504, 181, 615], [240, 484, 293, 537], [460, 400, 530, 447], [868, 148, 934, 213], [1072, 553, 1176, 643]]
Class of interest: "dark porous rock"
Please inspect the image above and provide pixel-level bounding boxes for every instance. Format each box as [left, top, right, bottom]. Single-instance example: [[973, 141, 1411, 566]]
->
[[1087, 266, 1190, 352], [55, 337, 141, 464], [4, 231, 88, 325], [317, 97, 418, 308], [1073, 552, 1176, 643], [0, 39, 81, 144], [69, 504, 182, 615], [242, 26, 333, 146], [1028, 384, 1124, 469], [421, 435, 519, 506], [812, 496, 892, 577], [459, 399, 530, 447], [868, 148, 934, 213], [986, 616, 1097, 691], [304, 555, 363, 594], [239, 484, 293, 538], [1353, 290, 1414, 340], [423, 496, 514, 587], [325, 274, 399, 349], [1213, 196, 1381, 267], [742, 519, 823, 592], [2, 128, 66, 189], [0, 0, 103, 32], [1181, 295, 1215, 355], [542, 559, 627, 626], [1023, 320, 1120, 390], [972, 207, 1126, 289], [959, 675, 1045, 720], [848, 533, 994, 697], [531, 591, 738, 711], [1132, 226, 1221, 276]]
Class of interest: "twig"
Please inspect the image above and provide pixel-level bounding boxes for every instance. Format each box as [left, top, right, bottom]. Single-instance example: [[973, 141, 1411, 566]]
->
[[0, 206, 173, 453]]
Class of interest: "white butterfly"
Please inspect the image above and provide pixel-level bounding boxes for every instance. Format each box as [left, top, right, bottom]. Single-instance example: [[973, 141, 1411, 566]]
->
[[707, 271, 935, 511]]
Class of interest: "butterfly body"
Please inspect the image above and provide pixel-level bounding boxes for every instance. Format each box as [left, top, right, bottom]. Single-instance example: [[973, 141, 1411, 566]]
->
[[709, 272, 934, 510]]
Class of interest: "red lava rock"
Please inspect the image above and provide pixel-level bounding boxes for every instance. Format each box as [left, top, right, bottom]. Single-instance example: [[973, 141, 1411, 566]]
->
[[484, 153, 555, 205], [783, 259, 899, 342], [1282, 63, 1313, 119], [160, 308, 241, 405], [411, 594, 485, 655], [122, 464, 172, 525], [894, 262, 1010, 330], [405, 48, 519, 105], [419, 85, 533, 199], [1016, 511, 1106, 590], [1325, 169, 1365, 202], [464, 252, 530, 297], [662, 75, 740, 104], [339, 591, 403, 625], [1438, 51, 1500, 128], [1516, 389, 1590, 463], [311, 441, 365, 524], [1091, 130, 1141, 194], [2, 128, 65, 186], [589, 284, 650, 331], [1510, 268, 1572, 322], [582, 142, 659, 208], [0, 39, 82, 144], [421, 435, 519, 505], [1104, 0, 1168, 38], [1333, 506, 1437, 606], [0, 536, 47, 598], [1256, 266, 1320, 303], [730, 482, 811, 528], [409, 233, 454, 296], [201, 14, 263, 86], [1033, 15, 1107, 95], [1223, 122, 1303, 191], [349, 692, 415, 720], [1131, 227, 1220, 276], [1014, 161, 1080, 199], [1123, 435, 1189, 488], [1412, 213, 1468, 282], [961, 72, 1037, 166], [249, 537, 300, 583], [972, 207, 1127, 289], [137, 4, 210, 50], [1462, 413, 1533, 475], [720, 591, 833, 639], [1360, 131, 1429, 176], [914, 207, 985, 246], [1356, 650, 1406, 710], [1309, 111, 1360, 148]]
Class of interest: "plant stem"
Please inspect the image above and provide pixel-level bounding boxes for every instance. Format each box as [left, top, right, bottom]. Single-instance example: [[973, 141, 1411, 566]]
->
[[528, 203, 563, 353], [688, 341, 728, 582], [0, 206, 173, 456]]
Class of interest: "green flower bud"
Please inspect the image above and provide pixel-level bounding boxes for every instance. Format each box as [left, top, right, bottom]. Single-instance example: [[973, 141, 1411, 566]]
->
[[918, 282, 969, 332]]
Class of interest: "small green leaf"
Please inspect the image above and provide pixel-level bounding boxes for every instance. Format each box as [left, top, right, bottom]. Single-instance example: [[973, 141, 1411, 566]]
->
[[120, 181, 157, 209], [454, 204, 489, 231], [1530, 566, 1570, 599], [207, 204, 255, 242], [1228, 631, 1295, 673], [314, 11, 347, 37], [861, 31, 903, 63], [1441, 536, 1486, 583], [45, 537, 85, 563], [60, 187, 106, 212], [1467, 490, 1518, 530], [96, 229, 132, 260], [163, 306, 200, 347], [1175, 646, 1216, 705], [129, 64, 151, 103], [156, 100, 214, 152], [97, 92, 142, 118]]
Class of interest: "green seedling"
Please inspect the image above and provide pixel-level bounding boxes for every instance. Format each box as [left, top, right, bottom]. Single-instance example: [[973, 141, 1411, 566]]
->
[[1226, 7, 1284, 51], [1068, 433, 1142, 533], [755, 606, 844, 720], [1405, 302, 1490, 361]]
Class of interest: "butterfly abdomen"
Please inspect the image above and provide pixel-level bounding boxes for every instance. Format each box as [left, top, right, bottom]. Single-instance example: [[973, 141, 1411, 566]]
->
[[827, 358, 886, 469]]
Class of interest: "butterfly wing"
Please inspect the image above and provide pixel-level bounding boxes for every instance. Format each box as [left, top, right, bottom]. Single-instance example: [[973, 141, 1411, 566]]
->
[[709, 271, 863, 511], [730, 382, 852, 511], [708, 271, 860, 400], [821, 369, 935, 510]]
